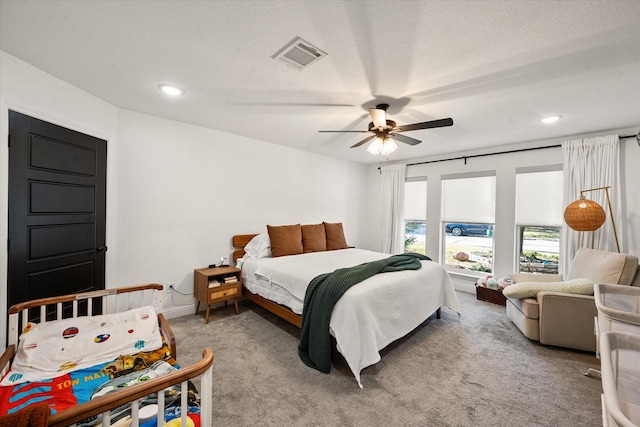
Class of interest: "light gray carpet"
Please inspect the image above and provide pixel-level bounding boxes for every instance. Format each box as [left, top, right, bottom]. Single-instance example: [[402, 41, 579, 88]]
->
[[169, 291, 602, 426]]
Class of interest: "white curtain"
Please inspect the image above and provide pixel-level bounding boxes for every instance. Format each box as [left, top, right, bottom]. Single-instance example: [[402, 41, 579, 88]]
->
[[381, 164, 406, 254], [562, 134, 622, 274]]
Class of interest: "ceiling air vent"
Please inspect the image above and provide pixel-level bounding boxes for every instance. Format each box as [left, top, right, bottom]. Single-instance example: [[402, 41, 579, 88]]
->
[[273, 37, 327, 71]]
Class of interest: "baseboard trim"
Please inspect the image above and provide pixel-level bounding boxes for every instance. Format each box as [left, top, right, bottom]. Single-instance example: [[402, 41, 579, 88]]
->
[[163, 304, 196, 320], [451, 276, 476, 294]]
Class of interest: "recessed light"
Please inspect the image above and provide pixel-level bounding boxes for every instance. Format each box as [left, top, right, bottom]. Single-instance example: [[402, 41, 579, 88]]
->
[[158, 84, 185, 96], [540, 115, 561, 124]]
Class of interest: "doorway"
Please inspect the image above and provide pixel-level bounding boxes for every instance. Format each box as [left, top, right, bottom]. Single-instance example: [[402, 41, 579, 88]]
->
[[7, 111, 107, 310]]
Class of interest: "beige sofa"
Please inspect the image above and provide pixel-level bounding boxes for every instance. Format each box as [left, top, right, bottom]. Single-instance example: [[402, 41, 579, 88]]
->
[[505, 248, 639, 352]]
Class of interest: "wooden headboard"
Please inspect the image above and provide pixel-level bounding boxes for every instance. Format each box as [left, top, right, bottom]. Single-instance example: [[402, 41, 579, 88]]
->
[[231, 232, 303, 328], [232, 234, 258, 262]]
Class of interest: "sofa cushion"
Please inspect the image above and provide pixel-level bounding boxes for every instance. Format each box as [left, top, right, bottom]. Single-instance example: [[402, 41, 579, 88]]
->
[[506, 299, 540, 340], [507, 297, 539, 319], [502, 278, 594, 299], [509, 273, 562, 283], [567, 248, 638, 285]]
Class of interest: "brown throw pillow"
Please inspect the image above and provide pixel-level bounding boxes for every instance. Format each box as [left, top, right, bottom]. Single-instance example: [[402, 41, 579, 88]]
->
[[324, 222, 348, 250], [267, 224, 303, 257], [301, 223, 327, 253]]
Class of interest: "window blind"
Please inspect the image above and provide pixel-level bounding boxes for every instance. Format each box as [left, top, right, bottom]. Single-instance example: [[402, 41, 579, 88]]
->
[[404, 180, 427, 220], [516, 170, 563, 226], [442, 175, 495, 223]]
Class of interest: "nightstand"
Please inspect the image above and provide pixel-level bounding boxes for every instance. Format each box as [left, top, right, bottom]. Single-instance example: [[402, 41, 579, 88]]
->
[[194, 266, 242, 324]]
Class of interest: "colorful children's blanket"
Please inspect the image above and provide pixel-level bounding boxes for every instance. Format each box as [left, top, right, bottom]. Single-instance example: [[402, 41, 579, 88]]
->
[[0, 338, 177, 418], [1, 306, 163, 386]]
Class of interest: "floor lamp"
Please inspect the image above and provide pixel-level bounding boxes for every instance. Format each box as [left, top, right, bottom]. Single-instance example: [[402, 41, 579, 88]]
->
[[563, 186, 620, 253]]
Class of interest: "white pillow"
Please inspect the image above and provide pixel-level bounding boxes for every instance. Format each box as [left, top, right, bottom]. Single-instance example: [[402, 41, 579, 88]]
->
[[244, 232, 271, 259], [502, 278, 594, 299]]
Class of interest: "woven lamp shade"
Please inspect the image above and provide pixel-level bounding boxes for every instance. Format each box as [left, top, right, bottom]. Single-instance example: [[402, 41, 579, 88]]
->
[[564, 198, 606, 231]]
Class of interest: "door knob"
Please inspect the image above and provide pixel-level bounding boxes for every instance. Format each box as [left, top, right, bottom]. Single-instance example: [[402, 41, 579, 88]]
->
[[95, 246, 108, 253]]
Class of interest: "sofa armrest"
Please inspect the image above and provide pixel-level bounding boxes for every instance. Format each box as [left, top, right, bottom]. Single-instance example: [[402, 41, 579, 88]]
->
[[537, 291, 597, 352]]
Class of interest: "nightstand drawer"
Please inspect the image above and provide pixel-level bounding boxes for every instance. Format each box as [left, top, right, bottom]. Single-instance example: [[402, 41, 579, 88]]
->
[[209, 287, 238, 301]]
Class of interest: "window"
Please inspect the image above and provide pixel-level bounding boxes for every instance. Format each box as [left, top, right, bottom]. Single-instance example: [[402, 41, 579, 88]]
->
[[518, 226, 560, 274], [515, 169, 563, 274], [404, 180, 427, 254], [442, 175, 495, 274]]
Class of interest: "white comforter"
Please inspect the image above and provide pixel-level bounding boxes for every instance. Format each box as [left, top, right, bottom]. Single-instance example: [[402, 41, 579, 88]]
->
[[241, 249, 460, 387]]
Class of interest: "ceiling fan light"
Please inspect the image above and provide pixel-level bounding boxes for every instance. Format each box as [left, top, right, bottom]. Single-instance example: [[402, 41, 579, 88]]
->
[[380, 138, 398, 156], [367, 137, 383, 154]]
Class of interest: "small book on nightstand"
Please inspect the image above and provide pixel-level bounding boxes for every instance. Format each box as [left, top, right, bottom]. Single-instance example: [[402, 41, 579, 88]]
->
[[208, 279, 220, 288]]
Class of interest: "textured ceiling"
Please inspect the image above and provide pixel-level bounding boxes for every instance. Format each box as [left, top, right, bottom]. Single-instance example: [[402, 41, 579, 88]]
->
[[1, 0, 639, 165]]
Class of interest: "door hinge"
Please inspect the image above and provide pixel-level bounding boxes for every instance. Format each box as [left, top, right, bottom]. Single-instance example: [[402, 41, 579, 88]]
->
[[7, 134, 10, 148], [7, 238, 10, 251]]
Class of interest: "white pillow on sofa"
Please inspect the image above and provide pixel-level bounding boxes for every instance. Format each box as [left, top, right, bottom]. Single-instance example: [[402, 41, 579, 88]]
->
[[244, 232, 271, 259], [502, 278, 595, 299]]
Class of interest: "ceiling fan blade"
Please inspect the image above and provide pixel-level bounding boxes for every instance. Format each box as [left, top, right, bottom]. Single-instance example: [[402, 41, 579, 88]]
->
[[394, 117, 454, 132], [351, 135, 376, 148], [369, 108, 387, 129], [389, 133, 421, 146]]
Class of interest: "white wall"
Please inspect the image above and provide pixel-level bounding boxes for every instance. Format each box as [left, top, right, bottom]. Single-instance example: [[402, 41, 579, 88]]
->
[[364, 133, 640, 293], [0, 51, 369, 347], [112, 110, 369, 317]]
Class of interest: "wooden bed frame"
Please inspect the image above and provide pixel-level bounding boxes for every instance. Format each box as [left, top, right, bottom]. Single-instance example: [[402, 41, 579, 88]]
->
[[232, 233, 440, 328], [233, 234, 303, 328], [1, 284, 213, 427]]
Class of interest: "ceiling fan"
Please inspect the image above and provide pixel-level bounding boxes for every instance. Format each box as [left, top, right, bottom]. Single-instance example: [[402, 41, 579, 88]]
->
[[319, 104, 453, 155]]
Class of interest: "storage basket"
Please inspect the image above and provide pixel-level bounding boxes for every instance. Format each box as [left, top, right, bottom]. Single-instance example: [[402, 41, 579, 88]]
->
[[476, 286, 506, 306], [600, 331, 640, 427]]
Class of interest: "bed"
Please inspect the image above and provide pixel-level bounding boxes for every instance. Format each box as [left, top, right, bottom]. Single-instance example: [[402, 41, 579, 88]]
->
[[0, 284, 213, 427], [232, 226, 460, 387]]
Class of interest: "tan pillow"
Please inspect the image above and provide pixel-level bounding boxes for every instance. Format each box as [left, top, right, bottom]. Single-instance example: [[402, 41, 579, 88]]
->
[[267, 224, 303, 257], [324, 222, 348, 251], [301, 223, 326, 253]]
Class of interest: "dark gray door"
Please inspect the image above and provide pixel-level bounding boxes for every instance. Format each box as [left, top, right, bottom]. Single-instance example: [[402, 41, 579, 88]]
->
[[7, 110, 107, 309]]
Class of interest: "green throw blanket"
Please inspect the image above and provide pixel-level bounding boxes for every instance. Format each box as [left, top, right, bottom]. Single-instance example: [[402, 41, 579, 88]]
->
[[298, 252, 431, 373]]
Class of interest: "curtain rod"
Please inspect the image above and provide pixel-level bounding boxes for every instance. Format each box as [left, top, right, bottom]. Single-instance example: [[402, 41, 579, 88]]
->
[[406, 143, 560, 167], [381, 133, 639, 169]]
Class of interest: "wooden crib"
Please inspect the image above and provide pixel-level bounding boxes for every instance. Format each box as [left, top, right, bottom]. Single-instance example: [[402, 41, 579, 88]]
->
[[0, 284, 213, 427]]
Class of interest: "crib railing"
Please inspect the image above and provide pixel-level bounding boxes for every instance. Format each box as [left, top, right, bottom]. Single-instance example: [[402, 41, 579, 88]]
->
[[48, 348, 213, 427], [7, 284, 176, 355], [2, 284, 212, 426]]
